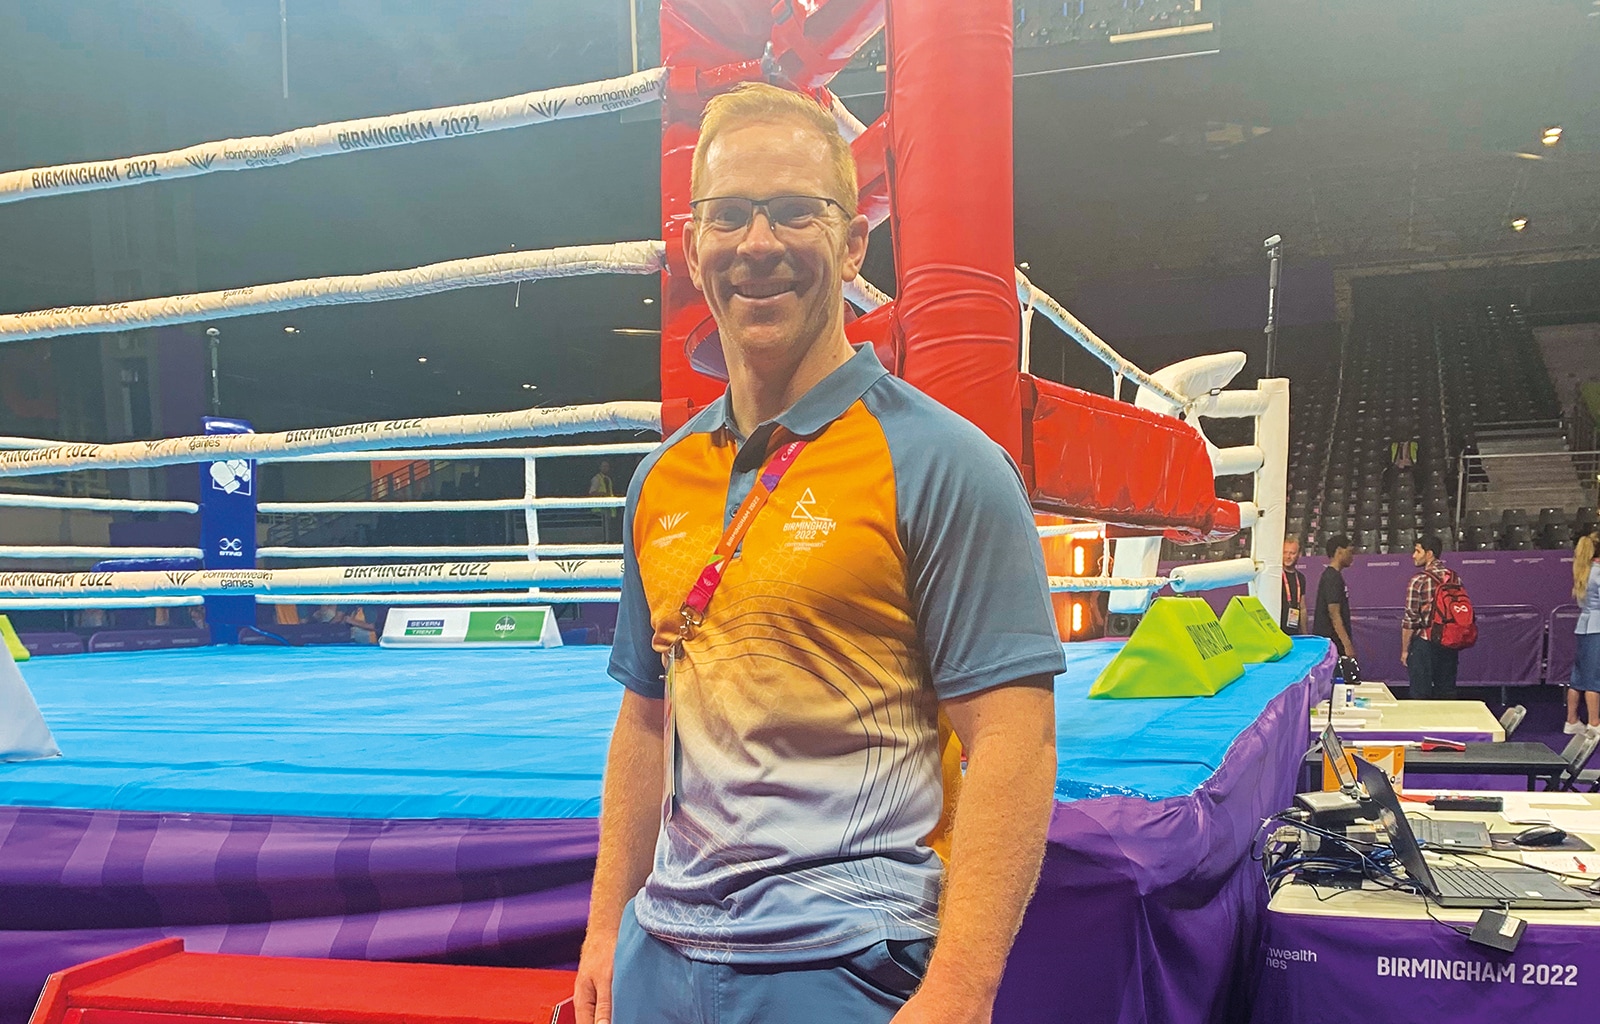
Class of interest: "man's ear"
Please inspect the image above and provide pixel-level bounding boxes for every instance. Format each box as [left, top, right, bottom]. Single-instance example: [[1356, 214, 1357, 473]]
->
[[682, 220, 704, 292], [838, 212, 870, 282]]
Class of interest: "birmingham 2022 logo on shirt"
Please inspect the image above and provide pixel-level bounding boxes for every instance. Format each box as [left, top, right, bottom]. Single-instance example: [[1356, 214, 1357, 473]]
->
[[782, 488, 836, 549]]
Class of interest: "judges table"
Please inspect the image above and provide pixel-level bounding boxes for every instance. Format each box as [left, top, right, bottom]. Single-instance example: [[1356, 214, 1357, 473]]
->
[[1252, 793, 1600, 1021], [1303, 742, 1568, 791], [1314, 700, 1506, 742]]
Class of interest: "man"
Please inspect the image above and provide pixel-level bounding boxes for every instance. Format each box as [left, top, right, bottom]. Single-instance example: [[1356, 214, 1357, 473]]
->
[[1313, 534, 1357, 661], [588, 459, 619, 542], [1280, 536, 1307, 634], [576, 82, 1062, 1024], [575, 83, 1065, 1024], [1401, 534, 1460, 700]]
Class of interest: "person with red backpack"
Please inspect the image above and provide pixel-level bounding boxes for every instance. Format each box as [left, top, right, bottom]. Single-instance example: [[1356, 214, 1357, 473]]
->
[[1400, 534, 1476, 700]]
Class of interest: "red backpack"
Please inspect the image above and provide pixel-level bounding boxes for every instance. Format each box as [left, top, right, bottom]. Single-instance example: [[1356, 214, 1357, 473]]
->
[[1428, 568, 1477, 650]]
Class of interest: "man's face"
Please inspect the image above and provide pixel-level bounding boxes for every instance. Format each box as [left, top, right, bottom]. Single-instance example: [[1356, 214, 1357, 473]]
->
[[1282, 540, 1300, 568], [1412, 543, 1428, 567], [684, 120, 868, 370], [1336, 545, 1353, 568]]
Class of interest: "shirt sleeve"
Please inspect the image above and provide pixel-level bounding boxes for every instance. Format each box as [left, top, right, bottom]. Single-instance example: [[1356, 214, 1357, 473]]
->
[[882, 400, 1066, 701], [607, 463, 665, 699], [1401, 574, 1432, 631]]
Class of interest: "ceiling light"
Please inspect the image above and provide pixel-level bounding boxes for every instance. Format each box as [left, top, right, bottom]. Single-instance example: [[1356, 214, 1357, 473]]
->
[[1543, 126, 1563, 144], [612, 328, 661, 336], [1511, 217, 1528, 232], [642, 297, 655, 305], [417, 356, 429, 363], [521, 383, 537, 390], [1514, 152, 1544, 160], [282, 326, 299, 334]]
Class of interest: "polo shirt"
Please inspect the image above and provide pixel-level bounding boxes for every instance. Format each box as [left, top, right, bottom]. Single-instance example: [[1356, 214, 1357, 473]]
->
[[609, 344, 1065, 964]]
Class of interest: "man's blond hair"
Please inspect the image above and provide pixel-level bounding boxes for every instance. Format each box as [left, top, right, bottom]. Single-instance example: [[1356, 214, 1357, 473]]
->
[[691, 82, 858, 217]]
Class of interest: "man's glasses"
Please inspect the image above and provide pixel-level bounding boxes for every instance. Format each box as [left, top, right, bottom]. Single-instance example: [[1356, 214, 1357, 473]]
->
[[689, 195, 844, 234]]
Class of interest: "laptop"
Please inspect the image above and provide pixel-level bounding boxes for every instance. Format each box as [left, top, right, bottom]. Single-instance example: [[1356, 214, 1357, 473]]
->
[[1352, 756, 1592, 909], [1321, 726, 1489, 850]]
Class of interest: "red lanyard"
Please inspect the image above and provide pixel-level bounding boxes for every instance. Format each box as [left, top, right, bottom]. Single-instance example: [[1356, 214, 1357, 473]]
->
[[674, 431, 808, 647]]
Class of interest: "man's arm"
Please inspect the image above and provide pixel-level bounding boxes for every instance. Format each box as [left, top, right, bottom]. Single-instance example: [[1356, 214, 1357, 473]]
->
[[1328, 603, 1356, 659], [575, 689, 664, 1024], [1399, 625, 1414, 666], [894, 679, 1056, 1024]]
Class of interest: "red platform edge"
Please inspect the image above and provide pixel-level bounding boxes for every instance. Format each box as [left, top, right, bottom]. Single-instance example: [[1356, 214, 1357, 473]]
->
[[30, 940, 577, 1024]]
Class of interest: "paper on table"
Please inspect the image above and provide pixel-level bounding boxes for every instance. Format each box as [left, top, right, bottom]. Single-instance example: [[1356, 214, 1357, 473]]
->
[[1519, 852, 1600, 877], [1525, 794, 1596, 807], [1544, 810, 1600, 834]]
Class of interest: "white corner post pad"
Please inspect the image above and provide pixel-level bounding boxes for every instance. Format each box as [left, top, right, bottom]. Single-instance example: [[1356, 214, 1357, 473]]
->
[[0, 641, 61, 761]]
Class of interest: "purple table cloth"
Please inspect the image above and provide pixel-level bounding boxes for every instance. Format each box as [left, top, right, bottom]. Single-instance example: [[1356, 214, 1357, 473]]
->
[[1251, 905, 1600, 1021], [995, 646, 1337, 1023]]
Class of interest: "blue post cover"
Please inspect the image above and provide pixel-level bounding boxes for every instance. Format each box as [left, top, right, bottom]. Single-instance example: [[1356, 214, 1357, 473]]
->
[[198, 416, 257, 644]]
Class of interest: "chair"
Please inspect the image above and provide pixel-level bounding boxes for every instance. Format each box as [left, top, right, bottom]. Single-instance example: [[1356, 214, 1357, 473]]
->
[[1549, 731, 1600, 792], [1498, 704, 1526, 739]]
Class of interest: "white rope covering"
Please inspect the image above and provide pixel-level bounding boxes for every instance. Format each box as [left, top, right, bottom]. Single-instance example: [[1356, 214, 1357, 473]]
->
[[0, 68, 668, 206], [825, 88, 870, 141], [0, 560, 621, 599], [1013, 270, 1186, 410], [1050, 575, 1169, 592], [256, 591, 620, 606], [0, 546, 202, 560], [1168, 557, 1258, 593], [843, 275, 892, 312], [0, 241, 665, 344], [0, 402, 660, 478], [258, 496, 625, 514], [0, 436, 57, 449], [258, 544, 619, 559], [0, 596, 203, 611], [0, 492, 199, 513], [261, 441, 658, 464]]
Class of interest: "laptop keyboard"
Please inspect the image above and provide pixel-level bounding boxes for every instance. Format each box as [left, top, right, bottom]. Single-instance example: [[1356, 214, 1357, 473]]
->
[[1437, 866, 1521, 901]]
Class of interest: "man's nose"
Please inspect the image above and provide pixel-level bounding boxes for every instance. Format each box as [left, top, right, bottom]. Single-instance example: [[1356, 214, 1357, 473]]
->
[[736, 210, 784, 257]]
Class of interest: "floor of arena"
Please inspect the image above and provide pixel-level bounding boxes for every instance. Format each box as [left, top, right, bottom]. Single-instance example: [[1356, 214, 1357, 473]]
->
[[4, 638, 1332, 816]]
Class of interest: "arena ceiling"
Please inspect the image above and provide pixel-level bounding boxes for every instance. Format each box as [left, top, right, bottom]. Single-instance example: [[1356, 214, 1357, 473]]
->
[[0, 0, 1596, 430]]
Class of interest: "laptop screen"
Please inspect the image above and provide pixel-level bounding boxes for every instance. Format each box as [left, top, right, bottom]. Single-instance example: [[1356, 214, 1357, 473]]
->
[[1320, 724, 1359, 794], [1353, 755, 1437, 895]]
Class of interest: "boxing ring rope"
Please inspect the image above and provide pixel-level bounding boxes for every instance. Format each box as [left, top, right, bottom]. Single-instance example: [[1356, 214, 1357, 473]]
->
[[0, 39, 1287, 621], [0, 403, 660, 477], [0, 560, 621, 599], [0, 241, 665, 343], [0, 67, 668, 205]]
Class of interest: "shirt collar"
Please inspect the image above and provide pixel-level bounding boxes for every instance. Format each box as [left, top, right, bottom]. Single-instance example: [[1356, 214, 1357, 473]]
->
[[704, 343, 889, 442]]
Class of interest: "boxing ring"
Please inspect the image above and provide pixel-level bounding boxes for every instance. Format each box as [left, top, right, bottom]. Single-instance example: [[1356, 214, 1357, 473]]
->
[[1, 2, 1312, 1022]]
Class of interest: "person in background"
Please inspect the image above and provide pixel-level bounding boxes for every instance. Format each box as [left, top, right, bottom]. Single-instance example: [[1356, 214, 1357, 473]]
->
[[1313, 534, 1357, 662], [589, 458, 619, 542], [1280, 536, 1307, 634], [1399, 535, 1460, 701], [1567, 525, 1600, 735]]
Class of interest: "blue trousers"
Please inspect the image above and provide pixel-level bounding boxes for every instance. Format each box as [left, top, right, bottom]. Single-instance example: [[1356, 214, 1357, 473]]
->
[[611, 901, 931, 1024]]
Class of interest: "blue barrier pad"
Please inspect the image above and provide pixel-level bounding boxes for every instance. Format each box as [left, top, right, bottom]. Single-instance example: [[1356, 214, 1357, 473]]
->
[[0, 638, 1329, 819]]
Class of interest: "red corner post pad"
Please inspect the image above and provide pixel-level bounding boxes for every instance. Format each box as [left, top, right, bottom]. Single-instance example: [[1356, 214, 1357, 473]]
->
[[30, 939, 577, 1024]]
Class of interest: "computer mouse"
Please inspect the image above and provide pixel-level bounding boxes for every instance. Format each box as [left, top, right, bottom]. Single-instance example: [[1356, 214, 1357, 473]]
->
[[1513, 825, 1568, 847]]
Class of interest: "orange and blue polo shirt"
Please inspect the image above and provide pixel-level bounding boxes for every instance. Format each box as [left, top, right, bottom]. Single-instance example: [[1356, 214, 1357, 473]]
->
[[609, 344, 1065, 963]]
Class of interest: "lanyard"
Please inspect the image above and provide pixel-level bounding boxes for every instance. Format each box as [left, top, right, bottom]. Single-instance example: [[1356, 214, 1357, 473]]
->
[[662, 429, 807, 820], [673, 431, 808, 651]]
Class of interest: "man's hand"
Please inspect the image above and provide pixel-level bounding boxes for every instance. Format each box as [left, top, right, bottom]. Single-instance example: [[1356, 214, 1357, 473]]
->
[[1400, 648, 1409, 667], [574, 935, 616, 1024]]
